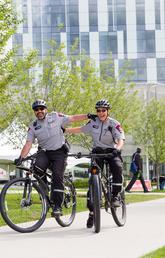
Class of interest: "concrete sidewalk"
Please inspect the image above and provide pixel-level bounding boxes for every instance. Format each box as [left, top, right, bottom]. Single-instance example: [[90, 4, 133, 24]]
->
[[1, 198, 165, 258]]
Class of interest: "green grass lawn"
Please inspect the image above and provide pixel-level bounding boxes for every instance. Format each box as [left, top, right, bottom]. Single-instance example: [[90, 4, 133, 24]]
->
[[1, 193, 165, 227], [140, 246, 165, 258], [125, 194, 165, 204]]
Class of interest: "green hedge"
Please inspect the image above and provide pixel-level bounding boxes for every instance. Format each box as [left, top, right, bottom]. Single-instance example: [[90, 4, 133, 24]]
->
[[73, 178, 89, 188], [74, 177, 128, 188]]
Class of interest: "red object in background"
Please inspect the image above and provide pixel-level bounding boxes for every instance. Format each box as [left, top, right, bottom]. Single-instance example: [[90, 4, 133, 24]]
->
[[130, 180, 152, 192]]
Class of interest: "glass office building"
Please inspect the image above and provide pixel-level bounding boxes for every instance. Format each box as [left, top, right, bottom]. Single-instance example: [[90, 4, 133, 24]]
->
[[12, 0, 165, 83]]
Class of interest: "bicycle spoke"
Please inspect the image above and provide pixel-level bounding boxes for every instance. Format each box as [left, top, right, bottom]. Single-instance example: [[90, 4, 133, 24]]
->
[[0, 178, 47, 233], [110, 192, 126, 226], [55, 178, 76, 227]]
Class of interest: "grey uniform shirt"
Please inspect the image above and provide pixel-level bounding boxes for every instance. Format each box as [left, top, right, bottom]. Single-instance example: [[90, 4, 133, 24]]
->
[[81, 117, 125, 149], [27, 112, 70, 150]]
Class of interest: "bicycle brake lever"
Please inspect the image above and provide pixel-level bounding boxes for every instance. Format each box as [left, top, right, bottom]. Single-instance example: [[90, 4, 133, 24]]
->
[[77, 152, 82, 159]]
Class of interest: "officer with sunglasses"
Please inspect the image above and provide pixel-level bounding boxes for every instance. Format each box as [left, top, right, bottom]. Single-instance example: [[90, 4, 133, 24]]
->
[[14, 99, 94, 217], [66, 99, 125, 228]]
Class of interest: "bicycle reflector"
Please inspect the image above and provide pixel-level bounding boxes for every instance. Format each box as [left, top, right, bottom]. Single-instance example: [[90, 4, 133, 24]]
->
[[91, 166, 98, 174]]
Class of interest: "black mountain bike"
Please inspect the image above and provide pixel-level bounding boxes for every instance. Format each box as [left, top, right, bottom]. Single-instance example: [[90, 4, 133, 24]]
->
[[0, 151, 76, 233], [70, 152, 126, 233]]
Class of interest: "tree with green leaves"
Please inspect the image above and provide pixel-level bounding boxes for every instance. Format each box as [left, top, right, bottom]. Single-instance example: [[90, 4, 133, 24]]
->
[[3, 40, 141, 149], [0, 0, 37, 131], [132, 98, 165, 189]]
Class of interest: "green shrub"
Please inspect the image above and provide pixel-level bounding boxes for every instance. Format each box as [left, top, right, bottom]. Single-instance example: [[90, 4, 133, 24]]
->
[[73, 178, 89, 188]]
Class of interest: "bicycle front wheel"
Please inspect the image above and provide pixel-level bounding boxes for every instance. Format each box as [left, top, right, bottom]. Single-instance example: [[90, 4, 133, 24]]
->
[[0, 178, 47, 233], [55, 177, 76, 227], [91, 174, 101, 233], [111, 190, 126, 227]]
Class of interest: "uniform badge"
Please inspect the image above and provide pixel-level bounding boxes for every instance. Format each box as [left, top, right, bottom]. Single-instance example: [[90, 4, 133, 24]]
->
[[33, 120, 37, 127], [93, 125, 99, 129]]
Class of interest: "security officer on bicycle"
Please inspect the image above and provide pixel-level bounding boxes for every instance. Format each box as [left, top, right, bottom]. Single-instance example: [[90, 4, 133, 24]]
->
[[14, 99, 92, 216], [66, 99, 125, 228]]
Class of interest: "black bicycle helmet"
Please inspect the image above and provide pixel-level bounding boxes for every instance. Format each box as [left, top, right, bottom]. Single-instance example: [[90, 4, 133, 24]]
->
[[32, 99, 47, 110], [95, 99, 111, 109]]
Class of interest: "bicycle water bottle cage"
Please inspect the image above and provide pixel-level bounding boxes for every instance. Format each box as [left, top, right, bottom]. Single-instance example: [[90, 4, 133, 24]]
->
[[90, 166, 99, 175]]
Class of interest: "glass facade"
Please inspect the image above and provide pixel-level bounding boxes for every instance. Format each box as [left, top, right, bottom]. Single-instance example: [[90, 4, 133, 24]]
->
[[12, 0, 165, 83]]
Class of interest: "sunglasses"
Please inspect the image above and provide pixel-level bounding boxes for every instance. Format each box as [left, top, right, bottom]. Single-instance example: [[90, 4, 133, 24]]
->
[[34, 107, 45, 112], [96, 109, 107, 113]]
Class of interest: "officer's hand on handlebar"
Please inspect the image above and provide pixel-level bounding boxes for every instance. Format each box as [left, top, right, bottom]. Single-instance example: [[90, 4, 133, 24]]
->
[[77, 152, 82, 159], [87, 113, 97, 121], [14, 156, 23, 166], [112, 149, 121, 157]]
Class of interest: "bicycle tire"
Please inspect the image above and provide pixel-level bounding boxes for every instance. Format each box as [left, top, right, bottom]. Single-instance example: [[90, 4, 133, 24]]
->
[[0, 177, 47, 233], [91, 174, 101, 233], [111, 190, 126, 227], [55, 177, 76, 227]]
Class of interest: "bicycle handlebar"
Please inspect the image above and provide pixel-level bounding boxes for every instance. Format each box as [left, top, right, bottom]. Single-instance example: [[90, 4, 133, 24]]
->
[[67, 152, 114, 159], [15, 150, 115, 168]]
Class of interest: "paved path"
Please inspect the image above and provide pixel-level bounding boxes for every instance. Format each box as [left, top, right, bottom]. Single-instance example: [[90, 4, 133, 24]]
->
[[1, 198, 165, 258]]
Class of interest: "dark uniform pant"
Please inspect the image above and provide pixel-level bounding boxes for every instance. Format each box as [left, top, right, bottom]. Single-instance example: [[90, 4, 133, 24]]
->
[[125, 171, 148, 192], [87, 148, 123, 212], [34, 148, 67, 208]]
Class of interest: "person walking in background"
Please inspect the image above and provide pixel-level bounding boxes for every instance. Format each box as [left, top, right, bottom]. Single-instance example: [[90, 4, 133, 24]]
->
[[125, 147, 149, 193]]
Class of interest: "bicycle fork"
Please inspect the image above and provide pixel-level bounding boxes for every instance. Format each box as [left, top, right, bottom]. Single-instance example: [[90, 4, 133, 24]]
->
[[20, 177, 33, 208], [89, 167, 102, 209]]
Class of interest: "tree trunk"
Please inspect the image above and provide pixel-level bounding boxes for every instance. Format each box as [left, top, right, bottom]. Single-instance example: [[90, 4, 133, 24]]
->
[[155, 163, 160, 190]]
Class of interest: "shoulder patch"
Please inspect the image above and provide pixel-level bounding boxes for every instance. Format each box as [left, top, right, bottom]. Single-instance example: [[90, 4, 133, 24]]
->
[[115, 124, 123, 133]]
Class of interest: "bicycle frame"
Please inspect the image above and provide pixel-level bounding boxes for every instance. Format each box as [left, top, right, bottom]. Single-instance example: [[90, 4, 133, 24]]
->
[[0, 150, 77, 233], [68, 152, 126, 232], [89, 157, 114, 212]]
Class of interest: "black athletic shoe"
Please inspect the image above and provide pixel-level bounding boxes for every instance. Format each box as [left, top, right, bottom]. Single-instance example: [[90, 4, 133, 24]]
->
[[86, 214, 94, 228], [112, 196, 120, 207], [51, 207, 62, 217]]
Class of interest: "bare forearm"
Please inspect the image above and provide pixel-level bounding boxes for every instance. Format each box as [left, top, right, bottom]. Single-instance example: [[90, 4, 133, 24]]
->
[[69, 114, 87, 122], [65, 127, 82, 133], [116, 139, 124, 150], [20, 141, 32, 158]]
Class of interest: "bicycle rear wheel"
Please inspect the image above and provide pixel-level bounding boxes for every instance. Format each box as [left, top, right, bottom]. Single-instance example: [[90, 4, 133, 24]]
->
[[91, 174, 101, 233], [111, 190, 126, 227], [55, 177, 76, 227], [0, 178, 47, 233]]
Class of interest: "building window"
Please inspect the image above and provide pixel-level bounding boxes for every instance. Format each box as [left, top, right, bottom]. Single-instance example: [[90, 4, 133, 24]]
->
[[22, 2, 28, 33], [146, 30, 155, 58], [120, 59, 147, 82], [12, 34, 23, 56], [155, 0, 160, 30], [99, 32, 117, 57], [116, 0, 126, 30], [137, 30, 155, 58], [80, 33, 89, 55], [136, 0, 145, 29], [67, 33, 80, 55], [157, 58, 165, 82], [89, 0, 98, 31]]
